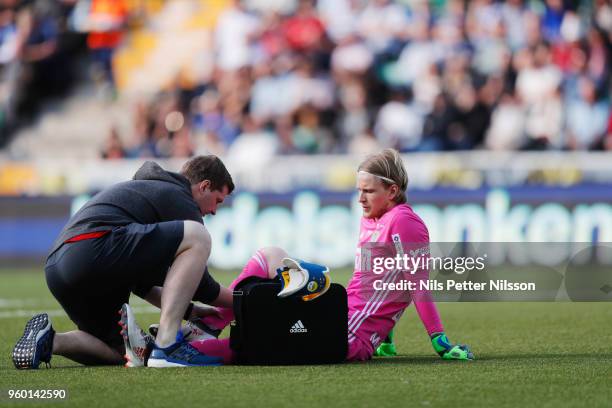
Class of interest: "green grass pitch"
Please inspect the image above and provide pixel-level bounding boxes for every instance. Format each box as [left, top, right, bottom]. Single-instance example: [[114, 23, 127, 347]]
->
[[0, 268, 611, 407]]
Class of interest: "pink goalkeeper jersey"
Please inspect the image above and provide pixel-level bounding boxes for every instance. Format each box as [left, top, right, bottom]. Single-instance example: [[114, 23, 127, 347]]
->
[[346, 203, 434, 356]]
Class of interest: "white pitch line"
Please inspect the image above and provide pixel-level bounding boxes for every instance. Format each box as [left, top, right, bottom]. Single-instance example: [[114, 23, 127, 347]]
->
[[0, 309, 67, 319], [0, 305, 161, 319], [0, 297, 152, 308], [0, 298, 48, 308]]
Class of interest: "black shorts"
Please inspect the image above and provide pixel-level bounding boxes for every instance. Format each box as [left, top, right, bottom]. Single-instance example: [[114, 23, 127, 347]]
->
[[45, 221, 183, 347]]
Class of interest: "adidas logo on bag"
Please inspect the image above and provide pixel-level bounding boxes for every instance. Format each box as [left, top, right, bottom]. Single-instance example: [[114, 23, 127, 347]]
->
[[289, 320, 308, 333]]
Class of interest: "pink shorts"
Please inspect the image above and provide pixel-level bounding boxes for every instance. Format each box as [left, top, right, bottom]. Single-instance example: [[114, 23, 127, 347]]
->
[[346, 336, 374, 361]]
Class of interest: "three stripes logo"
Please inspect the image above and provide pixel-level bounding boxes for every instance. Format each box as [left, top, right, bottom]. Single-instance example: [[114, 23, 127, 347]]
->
[[289, 320, 308, 334]]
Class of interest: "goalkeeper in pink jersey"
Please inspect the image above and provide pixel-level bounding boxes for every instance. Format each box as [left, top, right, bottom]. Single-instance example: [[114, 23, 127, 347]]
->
[[348, 148, 473, 361], [121, 149, 473, 365]]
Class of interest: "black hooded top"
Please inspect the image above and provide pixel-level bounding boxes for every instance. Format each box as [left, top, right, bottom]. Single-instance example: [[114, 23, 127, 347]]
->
[[49, 161, 202, 256], [48, 161, 221, 303]]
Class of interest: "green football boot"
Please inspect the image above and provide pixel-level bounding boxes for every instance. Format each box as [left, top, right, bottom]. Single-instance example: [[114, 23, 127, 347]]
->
[[374, 329, 397, 357]]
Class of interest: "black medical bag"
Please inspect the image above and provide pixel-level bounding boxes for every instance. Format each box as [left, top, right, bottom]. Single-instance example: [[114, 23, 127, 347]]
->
[[229, 278, 348, 365]]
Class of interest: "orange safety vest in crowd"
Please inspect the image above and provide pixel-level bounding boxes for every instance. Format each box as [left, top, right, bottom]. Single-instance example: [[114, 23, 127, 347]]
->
[[87, 0, 129, 50]]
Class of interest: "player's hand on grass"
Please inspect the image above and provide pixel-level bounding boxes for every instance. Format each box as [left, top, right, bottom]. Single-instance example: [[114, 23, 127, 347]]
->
[[430, 332, 474, 360]]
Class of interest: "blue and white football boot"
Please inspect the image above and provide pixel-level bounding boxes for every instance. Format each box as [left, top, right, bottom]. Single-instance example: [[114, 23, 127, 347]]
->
[[147, 331, 223, 368], [12, 313, 55, 369], [277, 258, 331, 301]]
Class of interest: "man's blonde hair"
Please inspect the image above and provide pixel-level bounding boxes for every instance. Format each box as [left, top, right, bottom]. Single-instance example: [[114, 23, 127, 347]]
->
[[357, 149, 408, 204]]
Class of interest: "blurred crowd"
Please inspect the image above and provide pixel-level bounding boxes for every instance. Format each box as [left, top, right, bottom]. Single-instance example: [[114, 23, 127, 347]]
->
[[1, 0, 75, 143], [0, 0, 152, 145], [5, 0, 611, 159]]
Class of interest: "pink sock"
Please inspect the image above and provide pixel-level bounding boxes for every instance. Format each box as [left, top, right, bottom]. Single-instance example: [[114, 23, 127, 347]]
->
[[191, 338, 234, 364], [201, 250, 270, 330]]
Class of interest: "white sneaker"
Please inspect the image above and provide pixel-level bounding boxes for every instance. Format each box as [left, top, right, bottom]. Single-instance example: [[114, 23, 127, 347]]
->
[[148, 319, 221, 343], [118, 304, 153, 367]]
